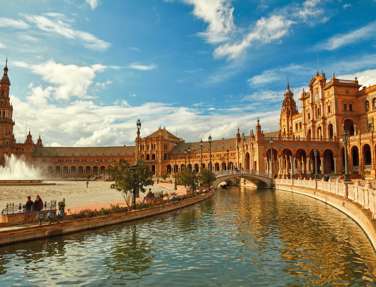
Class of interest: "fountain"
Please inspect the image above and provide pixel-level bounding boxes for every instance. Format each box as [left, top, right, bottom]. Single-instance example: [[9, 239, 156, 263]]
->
[[0, 154, 46, 186]]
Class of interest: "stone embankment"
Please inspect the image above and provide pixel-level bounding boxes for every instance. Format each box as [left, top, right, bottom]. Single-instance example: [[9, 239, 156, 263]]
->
[[0, 191, 214, 247], [275, 179, 376, 251]]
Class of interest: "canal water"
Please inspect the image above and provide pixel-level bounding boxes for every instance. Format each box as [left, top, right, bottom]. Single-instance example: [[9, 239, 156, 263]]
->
[[0, 188, 376, 286]]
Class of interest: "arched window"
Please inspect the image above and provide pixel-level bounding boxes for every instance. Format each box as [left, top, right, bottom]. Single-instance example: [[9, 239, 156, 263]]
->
[[365, 100, 370, 112], [373, 98, 376, 109]]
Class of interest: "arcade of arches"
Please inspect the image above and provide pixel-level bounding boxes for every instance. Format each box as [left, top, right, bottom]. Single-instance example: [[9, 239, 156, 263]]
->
[[1, 65, 376, 180]]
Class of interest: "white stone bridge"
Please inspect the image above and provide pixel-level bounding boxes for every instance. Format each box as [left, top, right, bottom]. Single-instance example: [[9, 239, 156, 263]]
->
[[214, 171, 274, 189]]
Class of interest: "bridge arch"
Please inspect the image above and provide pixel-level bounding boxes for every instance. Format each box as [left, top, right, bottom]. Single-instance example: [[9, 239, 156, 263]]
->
[[214, 172, 273, 189]]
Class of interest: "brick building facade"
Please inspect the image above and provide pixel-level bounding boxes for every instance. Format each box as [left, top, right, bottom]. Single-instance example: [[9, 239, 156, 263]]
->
[[1, 64, 376, 180]]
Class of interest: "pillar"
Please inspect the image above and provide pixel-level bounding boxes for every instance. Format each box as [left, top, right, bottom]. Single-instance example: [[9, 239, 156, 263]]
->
[[333, 157, 337, 174], [320, 157, 324, 174]]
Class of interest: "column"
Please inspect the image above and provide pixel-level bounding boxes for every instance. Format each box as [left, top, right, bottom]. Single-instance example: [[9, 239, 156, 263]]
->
[[320, 157, 324, 174], [333, 157, 337, 174]]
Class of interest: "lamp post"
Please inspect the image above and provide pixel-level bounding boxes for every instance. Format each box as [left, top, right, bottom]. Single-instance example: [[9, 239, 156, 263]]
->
[[184, 149, 187, 167], [314, 149, 318, 190], [314, 149, 318, 179], [200, 139, 203, 170], [136, 119, 141, 161], [226, 149, 229, 173], [208, 135, 212, 171], [269, 139, 273, 178], [187, 146, 191, 170], [343, 130, 351, 198]]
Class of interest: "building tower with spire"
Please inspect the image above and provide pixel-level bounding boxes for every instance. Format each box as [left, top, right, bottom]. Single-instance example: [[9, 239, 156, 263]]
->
[[280, 82, 298, 137], [0, 59, 15, 146]]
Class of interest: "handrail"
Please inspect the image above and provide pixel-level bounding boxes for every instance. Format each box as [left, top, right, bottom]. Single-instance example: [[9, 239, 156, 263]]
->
[[264, 136, 339, 143], [275, 178, 376, 220]]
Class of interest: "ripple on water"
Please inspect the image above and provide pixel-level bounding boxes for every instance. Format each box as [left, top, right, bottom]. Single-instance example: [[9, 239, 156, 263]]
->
[[0, 188, 375, 286]]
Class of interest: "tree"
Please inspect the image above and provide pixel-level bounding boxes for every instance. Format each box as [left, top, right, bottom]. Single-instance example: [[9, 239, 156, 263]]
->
[[109, 160, 154, 208], [198, 168, 216, 188], [176, 169, 197, 192]]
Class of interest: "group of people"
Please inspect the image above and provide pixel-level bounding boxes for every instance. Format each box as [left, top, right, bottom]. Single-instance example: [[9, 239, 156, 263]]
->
[[24, 195, 44, 212], [24, 195, 66, 224]]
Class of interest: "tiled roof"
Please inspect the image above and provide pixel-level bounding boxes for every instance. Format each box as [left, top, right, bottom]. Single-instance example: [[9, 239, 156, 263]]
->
[[32, 146, 136, 157], [171, 138, 237, 154], [144, 128, 181, 141]]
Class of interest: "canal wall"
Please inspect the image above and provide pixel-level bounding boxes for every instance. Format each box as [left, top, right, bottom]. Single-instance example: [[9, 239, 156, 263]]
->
[[0, 191, 214, 247], [275, 180, 376, 251]]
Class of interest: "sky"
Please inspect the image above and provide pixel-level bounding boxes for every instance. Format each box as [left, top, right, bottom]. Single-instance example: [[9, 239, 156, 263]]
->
[[0, 0, 375, 147]]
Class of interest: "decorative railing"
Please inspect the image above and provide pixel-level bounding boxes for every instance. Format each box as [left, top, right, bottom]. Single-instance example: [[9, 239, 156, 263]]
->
[[263, 136, 339, 143], [1, 200, 57, 215], [215, 170, 271, 179], [275, 179, 376, 219]]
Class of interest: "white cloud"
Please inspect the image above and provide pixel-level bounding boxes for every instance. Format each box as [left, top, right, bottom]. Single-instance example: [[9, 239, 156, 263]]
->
[[127, 63, 157, 71], [316, 21, 376, 51], [11, 92, 280, 147], [23, 14, 110, 51], [15, 60, 106, 100], [294, 0, 326, 23], [249, 64, 314, 86], [244, 90, 282, 102], [0, 42, 5, 49], [184, 0, 235, 44], [183, 0, 327, 61], [340, 69, 376, 88], [0, 17, 29, 29], [214, 15, 294, 60], [86, 0, 99, 10]]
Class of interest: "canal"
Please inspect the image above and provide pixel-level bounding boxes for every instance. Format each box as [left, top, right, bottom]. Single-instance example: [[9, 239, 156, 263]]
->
[[0, 188, 375, 286]]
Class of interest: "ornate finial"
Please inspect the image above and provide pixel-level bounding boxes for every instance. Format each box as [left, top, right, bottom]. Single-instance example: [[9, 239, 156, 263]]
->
[[3, 57, 8, 74]]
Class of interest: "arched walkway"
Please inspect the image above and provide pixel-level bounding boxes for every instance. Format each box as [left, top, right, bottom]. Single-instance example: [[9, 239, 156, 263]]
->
[[166, 164, 172, 174], [351, 146, 359, 173], [295, 149, 307, 176], [323, 149, 335, 174], [328, 124, 334, 140], [309, 150, 321, 176], [344, 119, 355, 136], [266, 148, 278, 178], [363, 144, 372, 167], [244, 153, 250, 171], [221, 162, 226, 171]]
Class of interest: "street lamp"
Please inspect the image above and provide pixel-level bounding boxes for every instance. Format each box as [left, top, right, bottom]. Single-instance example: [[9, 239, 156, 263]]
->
[[343, 130, 351, 198], [136, 119, 141, 161], [200, 139, 203, 170], [208, 135, 212, 171], [184, 149, 187, 166], [226, 149, 229, 172], [187, 147, 191, 170], [269, 139, 274, 178], [314, 149, 318, 179]]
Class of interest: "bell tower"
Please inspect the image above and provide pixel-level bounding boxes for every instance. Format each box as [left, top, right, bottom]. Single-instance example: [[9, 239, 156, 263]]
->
[[280, 82, 298, 137], [0, 59, 15, 146]]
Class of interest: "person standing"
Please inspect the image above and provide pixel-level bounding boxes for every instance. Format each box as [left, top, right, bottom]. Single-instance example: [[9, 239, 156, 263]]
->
[[25, 196, 33, 212], [33, 195, 44, 212], [33, 195, 44, 225]]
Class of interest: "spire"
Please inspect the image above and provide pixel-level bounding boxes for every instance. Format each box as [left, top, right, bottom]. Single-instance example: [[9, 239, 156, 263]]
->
[[0, 58, 10, 86]]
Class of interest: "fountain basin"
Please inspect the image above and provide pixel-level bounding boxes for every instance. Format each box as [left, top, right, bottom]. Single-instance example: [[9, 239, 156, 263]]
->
[[0, 180, 55, 186]]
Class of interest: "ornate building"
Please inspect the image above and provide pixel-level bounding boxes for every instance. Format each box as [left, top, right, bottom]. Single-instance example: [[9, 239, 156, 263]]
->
[[1, 63, 376, 180]]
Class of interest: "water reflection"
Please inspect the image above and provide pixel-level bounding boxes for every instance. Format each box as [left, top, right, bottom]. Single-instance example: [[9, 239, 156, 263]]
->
[[0, 188, 375, 286], [105, 225, 153, 276]]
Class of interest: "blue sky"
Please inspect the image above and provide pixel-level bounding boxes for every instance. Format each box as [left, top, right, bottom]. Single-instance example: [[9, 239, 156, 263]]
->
[[0, 0, 375, 146]]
